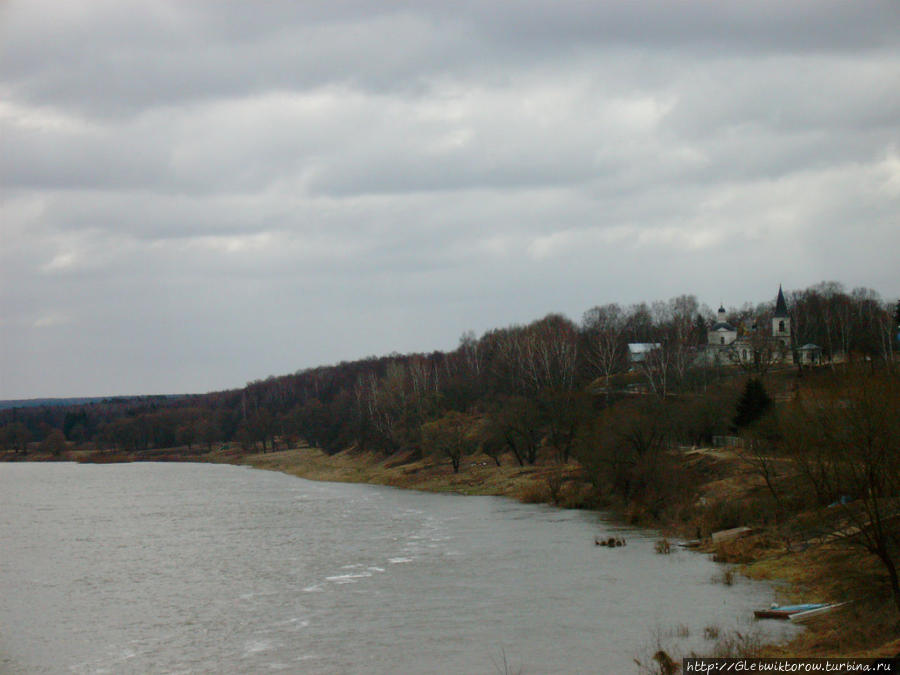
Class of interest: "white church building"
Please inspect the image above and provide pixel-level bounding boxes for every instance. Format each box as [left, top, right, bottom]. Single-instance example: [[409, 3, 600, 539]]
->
[[702, 286, 814, 367]]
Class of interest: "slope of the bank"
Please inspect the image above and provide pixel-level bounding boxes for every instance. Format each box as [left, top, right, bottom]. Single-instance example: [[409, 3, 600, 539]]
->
[[233, 445, 581, 503]]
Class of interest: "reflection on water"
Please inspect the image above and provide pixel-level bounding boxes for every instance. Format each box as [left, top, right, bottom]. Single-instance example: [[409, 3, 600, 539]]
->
[[0, 463, 799, 673]]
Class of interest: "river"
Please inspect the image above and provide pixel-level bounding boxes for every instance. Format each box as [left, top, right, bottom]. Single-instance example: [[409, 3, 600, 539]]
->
[[0, 462, 798, 674]]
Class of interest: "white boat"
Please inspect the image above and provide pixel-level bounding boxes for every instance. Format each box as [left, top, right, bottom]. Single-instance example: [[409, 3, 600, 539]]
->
[[788, 602, 846, 623]]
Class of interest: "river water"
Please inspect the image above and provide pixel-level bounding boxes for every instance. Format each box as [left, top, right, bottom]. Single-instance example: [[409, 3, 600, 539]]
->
[[0, 463, 798, 674]]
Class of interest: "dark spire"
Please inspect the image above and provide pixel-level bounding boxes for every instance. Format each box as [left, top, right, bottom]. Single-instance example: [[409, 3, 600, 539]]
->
[[774, 285, 789, 318]]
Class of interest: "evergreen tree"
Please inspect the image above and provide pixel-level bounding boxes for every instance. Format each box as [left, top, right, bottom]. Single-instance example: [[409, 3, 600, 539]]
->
[[733, 378, 772, 430]]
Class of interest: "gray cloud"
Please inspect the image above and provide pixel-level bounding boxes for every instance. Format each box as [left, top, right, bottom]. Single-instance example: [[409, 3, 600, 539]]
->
[[4, 2, 898, 116], [1, 0, 898, 397]]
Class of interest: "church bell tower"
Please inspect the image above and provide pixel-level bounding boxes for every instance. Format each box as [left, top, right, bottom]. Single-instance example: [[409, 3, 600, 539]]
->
[[772, 285, 791, 347]]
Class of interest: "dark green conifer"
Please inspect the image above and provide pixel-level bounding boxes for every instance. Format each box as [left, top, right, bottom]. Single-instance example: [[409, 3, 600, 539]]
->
[[733, 378, 772, 430]]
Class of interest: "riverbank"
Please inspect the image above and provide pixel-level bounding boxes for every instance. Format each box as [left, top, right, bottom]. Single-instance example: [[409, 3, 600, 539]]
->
[[5, 442, 898, 661], [228, 443, 900, 662], [233, 444, 586, 502]]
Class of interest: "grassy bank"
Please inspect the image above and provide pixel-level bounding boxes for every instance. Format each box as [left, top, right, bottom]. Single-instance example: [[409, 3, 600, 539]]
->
[[230, 444, 587, 503]]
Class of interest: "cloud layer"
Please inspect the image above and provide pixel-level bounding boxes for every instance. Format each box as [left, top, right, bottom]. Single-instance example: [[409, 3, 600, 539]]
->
[[2, 1, 899, 397]]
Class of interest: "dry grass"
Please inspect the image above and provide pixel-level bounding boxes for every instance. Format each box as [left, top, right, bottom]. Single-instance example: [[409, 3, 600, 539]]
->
[[673, 443, 900, 660], [732, 528, 900, 657], [232, 445, 578, 503]]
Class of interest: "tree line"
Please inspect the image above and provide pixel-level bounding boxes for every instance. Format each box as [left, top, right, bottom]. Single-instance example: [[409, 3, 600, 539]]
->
[[2, 281, 896, 463]]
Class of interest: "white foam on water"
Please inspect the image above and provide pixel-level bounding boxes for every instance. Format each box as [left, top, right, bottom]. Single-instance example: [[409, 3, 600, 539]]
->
[[325, 571, 372, 584], [274, 617, 310, 630], [388, 557, 412, 564], [367, 566, 385, 572], [301, 584, 324, 592], [243, 639, 274, 656]]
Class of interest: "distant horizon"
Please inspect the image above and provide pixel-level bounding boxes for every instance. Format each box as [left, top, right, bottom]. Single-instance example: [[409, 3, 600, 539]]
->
[[0, 394, 189, 410]]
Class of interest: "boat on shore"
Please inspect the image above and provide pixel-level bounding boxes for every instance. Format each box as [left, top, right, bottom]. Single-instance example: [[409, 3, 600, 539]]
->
[[788, 602, 846, 623], [753, 603, 828, 620]]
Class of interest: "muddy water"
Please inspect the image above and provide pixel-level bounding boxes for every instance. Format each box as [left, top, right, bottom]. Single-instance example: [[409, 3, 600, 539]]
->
[[0, 463, 798, 673]]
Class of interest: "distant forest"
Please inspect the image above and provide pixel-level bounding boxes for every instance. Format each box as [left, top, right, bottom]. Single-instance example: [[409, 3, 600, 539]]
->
[[1, 281, 897, 469]]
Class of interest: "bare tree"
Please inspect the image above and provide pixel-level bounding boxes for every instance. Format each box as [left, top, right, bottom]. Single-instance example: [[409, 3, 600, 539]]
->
[[736, 412, 785, 514], [629, 295, 703, 397], [850, 288, 896, 366], [362, 366, 409, 451], [1, 422, 31, 453], [195, 418, 222, 452], [486, 396, 543, 466], [521, 314, 579, 394], [782, 373, 900, 615], [583, 303, 626, 401], [40, 429, 67, 457], [666, 294, 702, 387], [578, 398, 680, 516], [488, 315, 579, 396], [638, 343, 671, 398], [458, 330, 483, 379], [539, 389, 590, 463], [421, 411, 476, 473]]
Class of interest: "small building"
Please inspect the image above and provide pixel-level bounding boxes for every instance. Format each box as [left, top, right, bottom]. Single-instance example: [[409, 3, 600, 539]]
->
[[628, 343, 661, 364], [797, 343, 822, 365], [708, 305, 738, 347]]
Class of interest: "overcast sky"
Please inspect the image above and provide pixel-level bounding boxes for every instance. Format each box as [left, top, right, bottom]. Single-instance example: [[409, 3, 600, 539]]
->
[[2, 1, 899, 399]]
